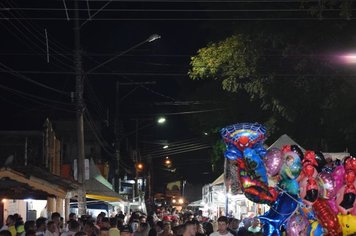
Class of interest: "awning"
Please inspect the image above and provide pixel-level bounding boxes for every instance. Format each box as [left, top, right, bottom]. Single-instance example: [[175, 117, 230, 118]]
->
[[0, 166, 78, 199], [188, 200, 204, 207], [211, 173, 224, 186], [85, 159, 126, 202], [268, 134, 305, 152]]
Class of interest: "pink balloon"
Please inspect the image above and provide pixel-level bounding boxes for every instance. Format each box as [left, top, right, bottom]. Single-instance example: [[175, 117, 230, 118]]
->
[[286, 214, 309, 236], [317, 172, 336, 199], [332, 165, 345, 193], [264, 148, 283, 176], [328, 198, 339, 214]]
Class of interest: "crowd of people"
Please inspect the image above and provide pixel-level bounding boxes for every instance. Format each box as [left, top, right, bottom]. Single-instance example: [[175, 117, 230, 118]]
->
[[0, 210, 261, 236]]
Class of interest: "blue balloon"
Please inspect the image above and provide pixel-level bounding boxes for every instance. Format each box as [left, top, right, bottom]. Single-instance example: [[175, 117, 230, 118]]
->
[[224, 144, 243, 160], [243, 148, 268, 184], [259, 192, 299, 236]]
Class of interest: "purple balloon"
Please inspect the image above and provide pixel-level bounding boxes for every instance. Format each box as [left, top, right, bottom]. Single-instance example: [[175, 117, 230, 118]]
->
[[286, 214, 309, 236], [317, 172, 336, 199], [332, 165, 345, 193], [264, 148, 283, 176]]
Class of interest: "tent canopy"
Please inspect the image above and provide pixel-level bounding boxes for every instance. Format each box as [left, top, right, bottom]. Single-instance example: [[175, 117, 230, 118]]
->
[[85, 159, 126, 202]]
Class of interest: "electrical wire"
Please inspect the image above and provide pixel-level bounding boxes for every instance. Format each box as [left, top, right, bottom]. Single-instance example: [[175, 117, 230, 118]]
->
[[2, 8, 351, 12], [1, 17, 353, 21], [0, 62, 70, 96], [0, 84, 76, 112], [3, 1, 74, 67]]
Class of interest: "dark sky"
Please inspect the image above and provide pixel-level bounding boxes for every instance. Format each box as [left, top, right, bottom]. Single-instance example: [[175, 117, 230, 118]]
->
[[0, 0, 222, 191]]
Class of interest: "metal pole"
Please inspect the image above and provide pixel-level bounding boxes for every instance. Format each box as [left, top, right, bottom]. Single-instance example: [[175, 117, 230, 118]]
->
[[74, 0, 86, 216]]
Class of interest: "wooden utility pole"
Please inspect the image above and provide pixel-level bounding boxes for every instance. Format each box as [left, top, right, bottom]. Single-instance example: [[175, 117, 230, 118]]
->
[[74, 0, 86, 216]]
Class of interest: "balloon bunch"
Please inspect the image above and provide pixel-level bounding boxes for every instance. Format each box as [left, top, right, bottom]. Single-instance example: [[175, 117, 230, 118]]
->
[[220, 122, 356, 236]]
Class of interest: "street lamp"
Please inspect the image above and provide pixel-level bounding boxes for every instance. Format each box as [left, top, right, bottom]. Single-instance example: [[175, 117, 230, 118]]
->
[[163, 145, 169, 149], [88, 34, 161, 73], [157, 117, 166, 124], [147, 34, 161, 43]]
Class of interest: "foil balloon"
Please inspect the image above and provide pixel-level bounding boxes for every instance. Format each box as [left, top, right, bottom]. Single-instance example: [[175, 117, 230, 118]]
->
[[332, 165, 345, 193], [299, 176, 318, 205], [314, 151, 327, 173], [307, 221, 324, 236], [286, 213, 309, 236], [259, 192, 299, 236], [313, 199, 342, 235], [221, 123, 266, 153], [221, 123, 278, 205], [278, 151, 302, 195], [317, 172, 336, 199], [224, 144, 243, 161], [327, 198, 339, 215], [337, 214, 356, 235], [264, 148, 283, 176]]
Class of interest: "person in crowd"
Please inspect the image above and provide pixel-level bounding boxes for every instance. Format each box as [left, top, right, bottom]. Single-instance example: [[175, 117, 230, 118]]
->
[[74, 232, 87, 236], [16, 219, 25, 236], [83, 222, 96, 236], [69, 214, 77, 222], [227, 219, 239, 236], [51, 213, 61, 235], [134, 223, 149, 236], [171, 225, 184, 236], [99, 228, 109, 236], [0, 231, 12, 236], [23, 221, 36, 236], [35, 218, 47, 236], [25, 230, 36, 236], [202, 223, 213, 236], [61, 220, 80, 236], [119, 226, 132, 236], [182, 222, 195, 236], [138, 217, 146, 224], [147, 221, 157, 236], [209, 217, 233, 236], [129, 221, 139, 234], [160, 223, 172, 236], [45, 221, 58, 236], [101, 219, 110, 230], [247, 219, 260, 234], [108, 218, 120, 236], [3, 215, 17, 236]]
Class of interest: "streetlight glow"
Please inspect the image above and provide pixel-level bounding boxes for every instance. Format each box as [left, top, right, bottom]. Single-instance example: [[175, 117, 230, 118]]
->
[[157, 117, 166, 124], [147, 34, 161, 43], [163, 145, 169, 149], [178, 198, 184, 204]]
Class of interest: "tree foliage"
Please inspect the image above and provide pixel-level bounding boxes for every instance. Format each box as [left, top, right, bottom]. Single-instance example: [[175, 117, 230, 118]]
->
[[188, 22, 356, 156]]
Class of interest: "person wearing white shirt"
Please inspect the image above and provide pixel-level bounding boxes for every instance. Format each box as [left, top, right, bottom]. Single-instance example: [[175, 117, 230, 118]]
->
[[209, 217, 233, 236], [45, 221, 59, 236]]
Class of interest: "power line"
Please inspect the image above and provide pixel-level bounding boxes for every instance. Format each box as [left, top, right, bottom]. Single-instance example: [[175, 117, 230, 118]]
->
[[1, 17, 354, 21], [2, 7, 351, 12], [0, 83, 76, 112], [0, 2, 72, 67], [0, 62, 70, 96]]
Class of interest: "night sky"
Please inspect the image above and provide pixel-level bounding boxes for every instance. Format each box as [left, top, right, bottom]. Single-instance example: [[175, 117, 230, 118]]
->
[[1, 0, 356, 201]]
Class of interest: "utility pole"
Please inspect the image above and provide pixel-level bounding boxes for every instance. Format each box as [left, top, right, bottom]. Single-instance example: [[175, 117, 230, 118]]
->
[[74, 0, 86, 216], [114, 81, 120, 192]]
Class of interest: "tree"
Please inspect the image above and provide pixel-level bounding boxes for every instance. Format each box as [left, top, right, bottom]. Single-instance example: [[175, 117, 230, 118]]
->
[[188, 21, 356, 155]]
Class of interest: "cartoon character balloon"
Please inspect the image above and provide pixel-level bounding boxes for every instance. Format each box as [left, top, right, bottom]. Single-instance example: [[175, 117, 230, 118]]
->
[[278, 150, 302, 195], [286, 213, 309, 236], [221, 123, 278, 204]]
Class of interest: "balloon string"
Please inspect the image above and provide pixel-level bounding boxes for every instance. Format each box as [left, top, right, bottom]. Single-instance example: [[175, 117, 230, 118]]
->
[[275, 185, 305, 207], [269, 205, 297, 216]]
